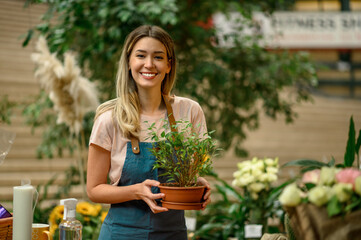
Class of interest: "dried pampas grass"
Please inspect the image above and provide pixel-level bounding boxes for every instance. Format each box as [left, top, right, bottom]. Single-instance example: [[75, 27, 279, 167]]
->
[[31, 36, 99, 134]]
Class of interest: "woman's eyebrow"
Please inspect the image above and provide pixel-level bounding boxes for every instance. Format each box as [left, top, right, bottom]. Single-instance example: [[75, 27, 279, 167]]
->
[[135, 49, 166, 54]]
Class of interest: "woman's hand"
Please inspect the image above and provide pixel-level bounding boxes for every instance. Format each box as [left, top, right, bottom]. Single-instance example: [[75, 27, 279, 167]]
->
[[197, 177, 211, 210], [136, 179, 168, 214]]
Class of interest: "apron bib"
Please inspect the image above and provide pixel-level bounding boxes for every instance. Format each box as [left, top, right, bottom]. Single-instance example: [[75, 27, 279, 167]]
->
[[98, 96, 187, 240]]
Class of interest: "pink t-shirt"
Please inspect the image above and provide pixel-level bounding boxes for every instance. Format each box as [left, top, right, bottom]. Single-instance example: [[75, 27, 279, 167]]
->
[[89, 96, 207, 185]]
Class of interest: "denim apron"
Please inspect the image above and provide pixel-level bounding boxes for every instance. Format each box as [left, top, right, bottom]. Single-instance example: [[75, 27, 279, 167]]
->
[[98, 95, 187, 240]]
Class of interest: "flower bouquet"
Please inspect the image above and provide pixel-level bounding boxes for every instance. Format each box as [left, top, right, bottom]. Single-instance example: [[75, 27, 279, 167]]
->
[[279, 116, 361, 240], [232, 157, 286, 239]]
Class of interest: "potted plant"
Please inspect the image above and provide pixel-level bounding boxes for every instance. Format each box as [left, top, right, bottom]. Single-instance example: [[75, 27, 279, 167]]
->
[[279, 116, 361, 240], [147, 119, 217, 210]]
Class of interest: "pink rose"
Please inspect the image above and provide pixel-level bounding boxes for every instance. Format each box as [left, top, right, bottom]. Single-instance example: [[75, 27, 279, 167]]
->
[[302, 169, 320, 184], [336, 168, 361, 189]]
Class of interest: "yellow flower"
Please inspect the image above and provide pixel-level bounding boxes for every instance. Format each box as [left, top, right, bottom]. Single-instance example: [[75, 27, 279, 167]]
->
[[101, 211, 108, 222], [49, 223, 58, 236], [49, 205, 64, 224], [94, 204, 102, 214], [77, 201, 99, 217], [203, 154, 210, 162]]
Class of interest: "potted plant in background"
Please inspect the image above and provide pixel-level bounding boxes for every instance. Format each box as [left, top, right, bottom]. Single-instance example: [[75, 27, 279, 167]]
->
[[231, 157, 284, 239], [279, 116, 361, 240], [191, 157, 288, 240], [147, 119, 218, 210]]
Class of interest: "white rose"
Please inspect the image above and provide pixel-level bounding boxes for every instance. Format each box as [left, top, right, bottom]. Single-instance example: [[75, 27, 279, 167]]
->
[[266, 167, 278, 175], [319, 167, 337, 186], [308, 186, 330, 207], [254, 160, 265, 171], [258, 173, 269, 182], [233, 170, 242, 179], [237, 161, 252, 174], [251, 168, 263, 178], [266, 173, 278, 183], [248, 182, 265, 193], [332, 183, 353, 202], [279, 184, 302, 207], [237, 173, 255, 187], [265, 157, 278, 167], [355, 176, 361, 196]]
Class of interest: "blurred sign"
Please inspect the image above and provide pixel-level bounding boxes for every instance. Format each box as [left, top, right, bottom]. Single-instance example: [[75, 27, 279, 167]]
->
[[214, 11, 361, 49]]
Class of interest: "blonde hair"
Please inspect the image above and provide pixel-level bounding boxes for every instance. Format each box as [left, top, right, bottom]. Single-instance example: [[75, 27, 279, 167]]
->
[[95, 25, 176, 138]]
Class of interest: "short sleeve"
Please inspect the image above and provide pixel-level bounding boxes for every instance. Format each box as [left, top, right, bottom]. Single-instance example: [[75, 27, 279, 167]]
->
[[89, 110, 114, 151]]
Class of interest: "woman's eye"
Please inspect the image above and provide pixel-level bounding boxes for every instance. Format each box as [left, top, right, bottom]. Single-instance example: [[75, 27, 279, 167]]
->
[[136, 54, 145, 58], [155, 56, 164, 60]]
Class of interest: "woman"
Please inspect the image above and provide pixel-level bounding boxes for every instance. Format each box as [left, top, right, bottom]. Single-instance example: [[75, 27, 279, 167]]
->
[[87, 25, 211, 240]]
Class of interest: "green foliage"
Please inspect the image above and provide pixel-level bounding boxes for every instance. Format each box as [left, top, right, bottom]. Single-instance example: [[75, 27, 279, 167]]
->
[[0, 95, 16, 125], [22, 0, 316, 158], [344, 116, 360, 168], [282, 158, 333, 173], [344, 116, 356, 167], [193, 172, 287, 239], [148, 119, 217, 187]]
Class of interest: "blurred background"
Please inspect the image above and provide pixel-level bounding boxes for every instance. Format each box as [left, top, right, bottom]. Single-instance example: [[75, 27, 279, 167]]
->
[[1, 0, 361, 236]]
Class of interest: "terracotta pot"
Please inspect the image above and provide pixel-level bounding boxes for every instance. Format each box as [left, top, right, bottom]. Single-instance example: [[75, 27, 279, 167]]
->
[[158, 183, 206, 210], [158, 183, 206, 203]]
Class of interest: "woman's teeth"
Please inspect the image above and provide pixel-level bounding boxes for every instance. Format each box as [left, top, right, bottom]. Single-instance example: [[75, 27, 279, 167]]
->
[[141, 73, 156, 77]]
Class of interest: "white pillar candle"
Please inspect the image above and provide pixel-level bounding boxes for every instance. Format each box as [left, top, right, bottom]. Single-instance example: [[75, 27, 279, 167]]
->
[[12, 185, 34, 240]]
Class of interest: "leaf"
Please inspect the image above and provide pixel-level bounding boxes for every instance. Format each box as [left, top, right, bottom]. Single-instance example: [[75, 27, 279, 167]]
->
[[211, 173, 243, 200], [344, 116, 356, 167], [356, 129, 361, 157], [327, 196, 342, 217], [304, 183, 316, 190], [282, 159, 328, 168], [22, 29, 33, 47], [327, 156, 336, 167], [345, 196, 361, 212]]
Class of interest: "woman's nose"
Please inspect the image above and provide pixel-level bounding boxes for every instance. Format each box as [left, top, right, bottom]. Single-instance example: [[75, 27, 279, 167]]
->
[[144, 56, 154, 68]]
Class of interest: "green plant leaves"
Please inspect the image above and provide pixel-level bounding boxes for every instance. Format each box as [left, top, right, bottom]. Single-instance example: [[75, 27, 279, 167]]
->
[[22, 0, 316, 158], [344, 116, 356, 167], [356, 129, 361, 163], [327, 195, 342, 217], [149, 119, 218, 187], [282, 159, 329, 170]]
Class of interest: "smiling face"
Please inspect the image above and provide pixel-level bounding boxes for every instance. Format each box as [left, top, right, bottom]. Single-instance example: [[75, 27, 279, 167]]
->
[[129, 37, 171, 93]]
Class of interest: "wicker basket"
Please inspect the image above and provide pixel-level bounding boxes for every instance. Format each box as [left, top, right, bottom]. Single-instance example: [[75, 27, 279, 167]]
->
[[0, 216, 13, 240]]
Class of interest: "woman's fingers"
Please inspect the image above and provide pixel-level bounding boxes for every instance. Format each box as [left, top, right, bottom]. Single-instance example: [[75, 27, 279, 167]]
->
[[151, 193, 165, 200], [143, 179, 161, 187], [197, 177, 212, 210], [139, 179, 168, 213]]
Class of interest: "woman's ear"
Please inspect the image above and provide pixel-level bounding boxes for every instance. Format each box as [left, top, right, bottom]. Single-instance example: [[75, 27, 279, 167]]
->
[[167, 59, 171, 74]]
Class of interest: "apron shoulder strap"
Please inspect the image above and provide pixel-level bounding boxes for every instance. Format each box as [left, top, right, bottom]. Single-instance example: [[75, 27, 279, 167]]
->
[[130, 94, 176, 154], [130, 134, 140, 154], [163, 95, 177, 133]]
